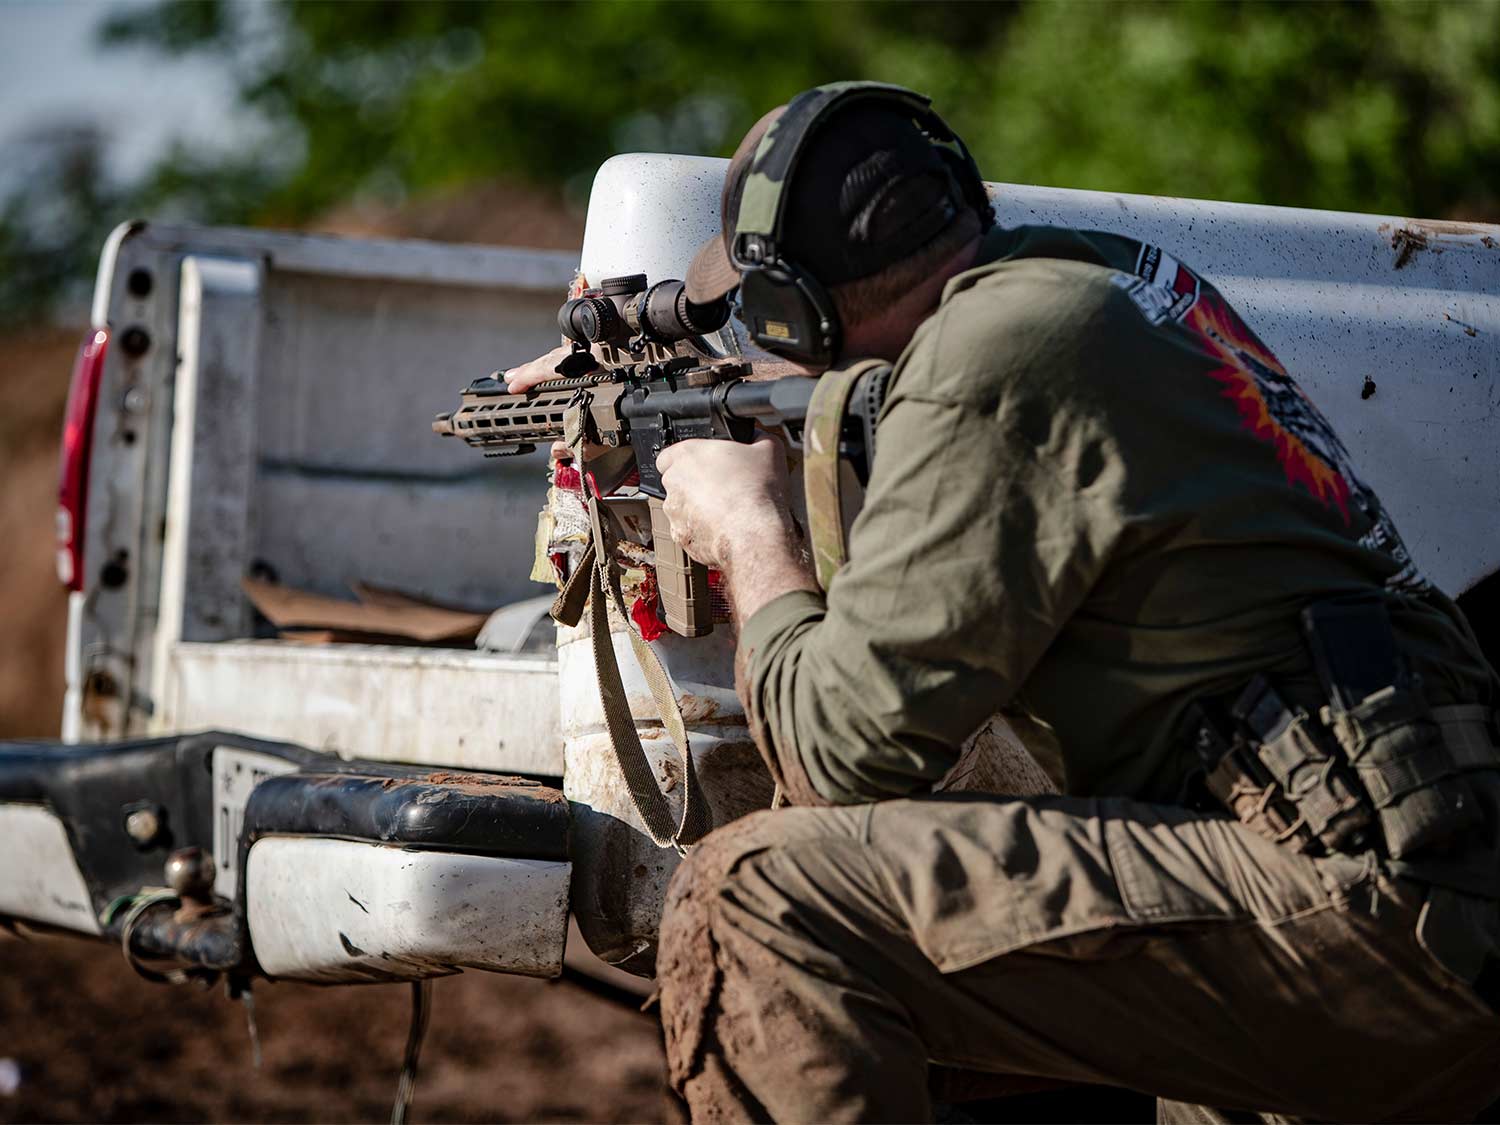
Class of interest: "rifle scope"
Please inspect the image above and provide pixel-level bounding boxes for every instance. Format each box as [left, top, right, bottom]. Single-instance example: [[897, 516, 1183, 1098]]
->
[[558, 275, 731, 347]]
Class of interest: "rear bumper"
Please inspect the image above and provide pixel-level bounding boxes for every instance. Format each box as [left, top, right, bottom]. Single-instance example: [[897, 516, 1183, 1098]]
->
[[0, 731, 571, 984]]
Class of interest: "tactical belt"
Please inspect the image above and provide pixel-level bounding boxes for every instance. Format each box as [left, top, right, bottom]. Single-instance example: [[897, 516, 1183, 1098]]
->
[[1186, 594, 1500, 896]]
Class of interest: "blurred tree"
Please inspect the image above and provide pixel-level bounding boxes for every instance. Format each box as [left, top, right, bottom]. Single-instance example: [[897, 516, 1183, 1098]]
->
[[94, 0, 1500, 223], [0, 125, 122, 329], [965, 0, 1500, 219], [96, 0, 1025, 220], [5, 0, 1499, 327]]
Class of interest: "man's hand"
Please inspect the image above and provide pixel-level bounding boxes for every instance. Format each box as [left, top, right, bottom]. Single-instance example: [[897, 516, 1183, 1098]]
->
[[658, 434, 818, 625], [502, 344, 577, 395], [502, 344, 601, 463]]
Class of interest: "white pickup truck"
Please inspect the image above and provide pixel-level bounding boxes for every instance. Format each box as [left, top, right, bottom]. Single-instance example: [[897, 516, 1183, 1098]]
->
[[3, 154, 1497, 1000]]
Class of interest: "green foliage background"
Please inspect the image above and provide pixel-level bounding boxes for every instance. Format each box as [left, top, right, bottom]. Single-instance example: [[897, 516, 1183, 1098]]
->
[[6, 0, 1500, 328]]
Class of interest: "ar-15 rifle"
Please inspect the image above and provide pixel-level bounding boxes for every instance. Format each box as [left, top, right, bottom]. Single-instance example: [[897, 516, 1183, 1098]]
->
[[434, 273, 891, 637]]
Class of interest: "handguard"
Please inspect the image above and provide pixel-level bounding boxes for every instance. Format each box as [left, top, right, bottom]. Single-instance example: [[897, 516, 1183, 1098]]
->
[[435, 346, 891, 637]]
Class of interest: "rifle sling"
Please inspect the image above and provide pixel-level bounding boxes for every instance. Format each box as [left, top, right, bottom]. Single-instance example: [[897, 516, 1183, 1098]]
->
[[550, 542, 595, 628], [804, 359, 885, 590], [583, 487, 712, 853]]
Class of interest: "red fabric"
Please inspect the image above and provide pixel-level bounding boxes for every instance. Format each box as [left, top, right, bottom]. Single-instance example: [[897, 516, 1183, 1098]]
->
[[554, 464, 582, 492], [630, 570, 666, 641]]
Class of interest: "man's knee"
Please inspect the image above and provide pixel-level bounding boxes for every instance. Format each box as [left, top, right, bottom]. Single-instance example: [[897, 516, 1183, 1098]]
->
[[657, 805, 869, 1091]]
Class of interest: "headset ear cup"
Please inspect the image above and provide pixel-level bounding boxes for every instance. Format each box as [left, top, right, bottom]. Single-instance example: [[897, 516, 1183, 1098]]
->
[[936, 145, 993, 231], [737, 262, 840, 366]]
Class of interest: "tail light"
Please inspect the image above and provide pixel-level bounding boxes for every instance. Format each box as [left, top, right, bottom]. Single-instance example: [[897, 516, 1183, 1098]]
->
[[57, 328, 109, 591]]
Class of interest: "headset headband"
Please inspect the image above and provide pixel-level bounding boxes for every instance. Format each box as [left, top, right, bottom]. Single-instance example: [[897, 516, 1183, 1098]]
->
[[731, 81, 979, 268]]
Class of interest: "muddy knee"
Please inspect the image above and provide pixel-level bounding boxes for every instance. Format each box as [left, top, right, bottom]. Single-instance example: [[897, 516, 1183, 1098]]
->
[[657, 806, 867, 1091]]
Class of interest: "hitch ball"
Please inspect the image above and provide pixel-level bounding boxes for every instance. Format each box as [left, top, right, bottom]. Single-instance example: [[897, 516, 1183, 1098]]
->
[[164, 846, 216, 902]]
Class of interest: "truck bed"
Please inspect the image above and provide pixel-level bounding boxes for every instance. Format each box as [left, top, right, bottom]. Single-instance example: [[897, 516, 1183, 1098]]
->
[[74, 223, 578, 772]]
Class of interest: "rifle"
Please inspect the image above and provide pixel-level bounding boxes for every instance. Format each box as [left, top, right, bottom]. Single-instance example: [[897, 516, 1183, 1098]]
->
[[433, 274, 891, 637]]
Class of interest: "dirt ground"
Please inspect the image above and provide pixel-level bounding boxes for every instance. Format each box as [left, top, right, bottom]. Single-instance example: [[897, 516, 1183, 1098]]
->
[[0, 328, 75, 741], [0, 930, 667, 1124]]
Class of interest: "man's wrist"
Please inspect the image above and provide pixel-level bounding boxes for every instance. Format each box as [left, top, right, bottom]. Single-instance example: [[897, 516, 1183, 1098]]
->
[[721, 506, 818, 626]]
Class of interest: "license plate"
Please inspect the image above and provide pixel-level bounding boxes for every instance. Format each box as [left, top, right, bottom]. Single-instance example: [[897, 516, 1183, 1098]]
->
[[212, 747, 299, 900]]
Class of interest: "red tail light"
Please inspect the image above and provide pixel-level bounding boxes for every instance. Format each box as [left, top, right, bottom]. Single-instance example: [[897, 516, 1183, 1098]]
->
[[57, 328, 109, 591]]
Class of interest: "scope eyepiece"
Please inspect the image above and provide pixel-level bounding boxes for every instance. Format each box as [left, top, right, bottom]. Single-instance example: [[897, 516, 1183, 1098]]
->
[[558, 295, 623, 344]]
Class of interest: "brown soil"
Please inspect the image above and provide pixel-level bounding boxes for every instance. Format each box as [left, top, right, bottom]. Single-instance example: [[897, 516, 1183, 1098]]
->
[[0, 930, 667, 1124], [0, 326, 74, 740]]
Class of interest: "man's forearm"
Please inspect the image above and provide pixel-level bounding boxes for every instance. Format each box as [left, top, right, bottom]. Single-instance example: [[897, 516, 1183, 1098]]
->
[[722, 511, 831, 805], [723, 510, 820, 629]]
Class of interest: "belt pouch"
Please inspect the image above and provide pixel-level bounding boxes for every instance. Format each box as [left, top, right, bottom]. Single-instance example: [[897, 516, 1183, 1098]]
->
[[1189, 701, 1311, 851], [1233, 676, 1372, 855], [1325, 688, 1479, 859], [1303, 595, 1480, 860]]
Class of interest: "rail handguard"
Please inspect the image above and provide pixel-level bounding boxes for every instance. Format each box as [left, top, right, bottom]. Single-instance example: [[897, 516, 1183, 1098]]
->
[[434, 330, 890, 637]]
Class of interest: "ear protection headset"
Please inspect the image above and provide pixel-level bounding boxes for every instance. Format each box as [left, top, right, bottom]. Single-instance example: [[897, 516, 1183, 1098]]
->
[[732, 81, 994, 366]]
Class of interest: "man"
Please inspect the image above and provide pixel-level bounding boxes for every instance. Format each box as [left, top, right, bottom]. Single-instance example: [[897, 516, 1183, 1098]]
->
[[512, 83, 1500, 1121]]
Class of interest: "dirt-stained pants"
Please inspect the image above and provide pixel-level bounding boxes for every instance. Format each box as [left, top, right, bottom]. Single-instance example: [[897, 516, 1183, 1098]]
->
[[657, 794, 1500, 1123]]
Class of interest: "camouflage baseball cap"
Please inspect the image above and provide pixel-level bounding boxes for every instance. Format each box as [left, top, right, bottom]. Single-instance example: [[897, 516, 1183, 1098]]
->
[[685, 86, 967, 304]]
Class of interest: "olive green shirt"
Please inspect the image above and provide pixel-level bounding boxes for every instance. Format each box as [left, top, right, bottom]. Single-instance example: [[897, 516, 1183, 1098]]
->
[[740, 225, 1495, 806]]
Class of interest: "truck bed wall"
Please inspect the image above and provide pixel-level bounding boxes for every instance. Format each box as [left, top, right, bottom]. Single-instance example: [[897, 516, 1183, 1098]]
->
[[75, 160, 1500, 777], [77, 225, 578, 761]]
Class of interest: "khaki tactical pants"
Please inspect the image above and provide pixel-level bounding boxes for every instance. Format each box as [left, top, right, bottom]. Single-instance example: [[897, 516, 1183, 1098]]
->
[[657, 795, 1500, 1123]]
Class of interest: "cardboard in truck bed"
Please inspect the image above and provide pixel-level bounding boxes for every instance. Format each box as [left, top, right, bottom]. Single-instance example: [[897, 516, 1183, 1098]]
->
[[240, 578, 489, 645]]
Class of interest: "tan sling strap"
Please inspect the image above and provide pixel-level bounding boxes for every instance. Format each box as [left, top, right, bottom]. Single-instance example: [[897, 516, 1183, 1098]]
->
[[583, 492, 712, 852], [550, 542, 595, 628], [803, 358, 887, 590], [549, 391, 711, 852]]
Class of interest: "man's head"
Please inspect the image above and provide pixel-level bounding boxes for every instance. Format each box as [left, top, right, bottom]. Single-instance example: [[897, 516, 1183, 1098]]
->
[[686, 82, 992, 365]]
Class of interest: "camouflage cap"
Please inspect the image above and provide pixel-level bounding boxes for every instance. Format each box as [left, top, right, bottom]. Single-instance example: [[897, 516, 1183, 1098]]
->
[[685, 82, 968, 304]]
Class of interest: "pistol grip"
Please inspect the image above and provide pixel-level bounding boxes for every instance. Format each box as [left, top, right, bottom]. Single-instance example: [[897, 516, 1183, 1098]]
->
[[648, 497, 713, 638]]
